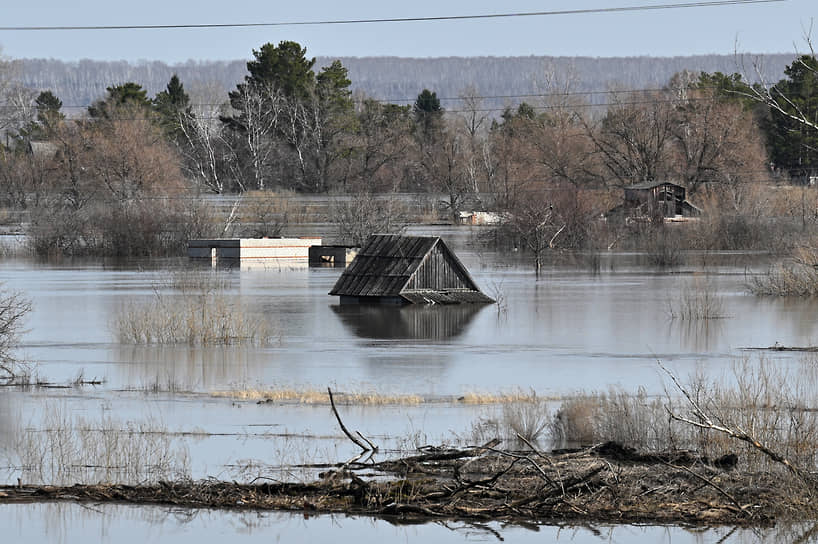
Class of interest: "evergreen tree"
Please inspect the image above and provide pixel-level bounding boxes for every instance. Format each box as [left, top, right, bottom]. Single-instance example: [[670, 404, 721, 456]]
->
[[88, 82, 152, 119], [153, 74, 192, 140], [763, 55, 818, 179], [316, 60, 352, 110], [17, 90, 64, 141], [413, 89, 443, 141], [35, 90, 64, 130], [238, 40, 315, 103]]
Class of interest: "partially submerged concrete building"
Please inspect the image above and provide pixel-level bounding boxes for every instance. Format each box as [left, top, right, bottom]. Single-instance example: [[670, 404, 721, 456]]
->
[[188, 237, 321, 267], [329, 234, 494, 305]]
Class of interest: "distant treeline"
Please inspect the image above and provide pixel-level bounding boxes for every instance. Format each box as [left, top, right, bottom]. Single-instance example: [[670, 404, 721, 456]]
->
[[15, 54, 796, 110], [3, 41, 817, 262]]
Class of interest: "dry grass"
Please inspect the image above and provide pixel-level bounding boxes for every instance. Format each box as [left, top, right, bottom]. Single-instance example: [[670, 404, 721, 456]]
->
[[467, 389, 556, 445], [749, 246, 818, 296], [214, 387, 560, 406], [550, 356, 818, 475], [551, 387, 673, 450], [212, 388, 423, 405], [11, 405, 190, 485], [459, 390, 558, 404], [113, 271, 276, 346]]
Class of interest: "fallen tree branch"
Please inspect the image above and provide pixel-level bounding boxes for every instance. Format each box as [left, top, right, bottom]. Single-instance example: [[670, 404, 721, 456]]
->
[[662, 461, 749, 516], [658, 361, 809, 482], [328, 387, 376, 452]]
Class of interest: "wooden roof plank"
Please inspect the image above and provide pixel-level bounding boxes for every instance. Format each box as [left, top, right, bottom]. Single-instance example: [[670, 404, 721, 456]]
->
[[329, 234, 493, 304]]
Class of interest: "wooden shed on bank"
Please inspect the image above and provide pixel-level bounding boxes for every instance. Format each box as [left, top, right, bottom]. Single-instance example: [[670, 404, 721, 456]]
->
[[622, 181, 700, 218], [329, 234, 495, 305]]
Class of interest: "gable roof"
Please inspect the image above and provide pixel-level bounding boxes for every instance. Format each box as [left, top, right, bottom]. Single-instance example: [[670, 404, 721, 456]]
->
[[329, 234, 494, 304]]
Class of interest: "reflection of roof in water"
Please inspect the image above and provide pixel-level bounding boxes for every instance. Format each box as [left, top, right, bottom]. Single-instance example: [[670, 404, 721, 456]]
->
[[331, 303, 486, 340], [329, 234, 494, 304]]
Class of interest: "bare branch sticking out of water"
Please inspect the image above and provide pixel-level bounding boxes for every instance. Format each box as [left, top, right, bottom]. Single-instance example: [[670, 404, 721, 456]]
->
[[328, 387, 377, 453]]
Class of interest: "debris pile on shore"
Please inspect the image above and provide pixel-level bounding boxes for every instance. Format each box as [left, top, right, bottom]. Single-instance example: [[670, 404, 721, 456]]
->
[[1, 440, 810, 526]]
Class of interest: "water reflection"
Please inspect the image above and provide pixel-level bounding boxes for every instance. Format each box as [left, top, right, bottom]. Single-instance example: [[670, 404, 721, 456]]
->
[[1, 502, 814, 544], [667, 318, 726, 353], [109, 345, 282, 391], [331, 304, 487, 340]]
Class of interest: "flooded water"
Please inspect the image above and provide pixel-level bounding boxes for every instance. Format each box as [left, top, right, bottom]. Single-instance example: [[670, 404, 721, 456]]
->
[[0, 226, 815, 540], [0, 503, 812, 544]]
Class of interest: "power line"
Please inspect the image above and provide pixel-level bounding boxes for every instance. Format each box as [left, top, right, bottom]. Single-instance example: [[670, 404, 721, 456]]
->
[[0, 0, 787, 31]]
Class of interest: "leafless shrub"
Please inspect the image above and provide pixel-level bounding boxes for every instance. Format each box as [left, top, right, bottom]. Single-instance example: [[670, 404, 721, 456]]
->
[[551, 357, 818, 479], [747, 246, 818, 297], [0, 285, 32, 384], [234, 190, 301, 238], [11, 404, 190, 485], [667, 276, 726, 320], [644, 225, 682, 267], [551, 387, 675, 450], [502, 391, 551, 443], [748, 245, 818, 296], [469, 390, 552, 445], [748, 263, 818, 297], [331, 193, 409, 246], [112, 271, 276, 346]]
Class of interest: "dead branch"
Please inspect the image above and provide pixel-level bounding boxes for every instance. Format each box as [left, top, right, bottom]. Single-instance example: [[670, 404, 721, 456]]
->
[[658, 361, 809, 481], [328, 387, 376, 452], [549, 224, 566, 248], [484, 446, 561, 491], [662, 461, 748, 516]]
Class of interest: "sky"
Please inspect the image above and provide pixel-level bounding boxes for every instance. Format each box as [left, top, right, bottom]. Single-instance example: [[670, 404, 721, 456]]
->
[[0, 0, 815, 62]]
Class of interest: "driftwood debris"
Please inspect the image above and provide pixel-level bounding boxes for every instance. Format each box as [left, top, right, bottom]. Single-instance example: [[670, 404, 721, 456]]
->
[[743, 343, 818, 353], [0, 441, 802, 526]]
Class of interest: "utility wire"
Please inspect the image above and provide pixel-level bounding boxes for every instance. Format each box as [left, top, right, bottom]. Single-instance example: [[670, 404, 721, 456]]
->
[[0, 0, 787, 31]]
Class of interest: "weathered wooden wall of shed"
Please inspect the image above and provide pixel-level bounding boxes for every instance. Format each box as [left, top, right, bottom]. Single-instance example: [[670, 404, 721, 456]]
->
[[405, 245, 472, 291]]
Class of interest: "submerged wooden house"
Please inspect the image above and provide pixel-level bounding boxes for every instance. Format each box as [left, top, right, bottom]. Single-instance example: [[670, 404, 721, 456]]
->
[[329, 234, 495, 305]]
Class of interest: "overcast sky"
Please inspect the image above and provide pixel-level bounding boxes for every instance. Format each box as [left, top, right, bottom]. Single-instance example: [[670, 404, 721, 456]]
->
[[0, 0, 815, 62]]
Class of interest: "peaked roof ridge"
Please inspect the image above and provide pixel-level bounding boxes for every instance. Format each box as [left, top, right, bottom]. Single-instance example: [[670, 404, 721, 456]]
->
[[329, 234, 493, 304]]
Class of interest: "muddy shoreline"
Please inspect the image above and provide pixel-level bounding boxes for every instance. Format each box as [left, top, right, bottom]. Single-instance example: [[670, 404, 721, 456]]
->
[[1, 442, 810, 527]]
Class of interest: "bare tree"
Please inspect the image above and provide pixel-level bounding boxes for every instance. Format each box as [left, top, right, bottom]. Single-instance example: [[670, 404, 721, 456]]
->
[[586, 89, 676, 186], [344, 96, 412, 192], [227, 81, 284, 191], [279, 88, 354, 193], [0, 49, 17, 144], [456, 85, 491, 194], [332, 192, 408, 246], [235, 191, 291, 238], [0, 285, 31, 383], [670, 86, 769, 195], [177, 82, 233, 194], [502, 188, 556, 277], [737, 29, 818, 133], [417, 119, 474, 221]]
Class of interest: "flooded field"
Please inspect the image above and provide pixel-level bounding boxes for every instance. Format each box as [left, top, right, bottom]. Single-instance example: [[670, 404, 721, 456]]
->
[[0, 226, 815, 541]]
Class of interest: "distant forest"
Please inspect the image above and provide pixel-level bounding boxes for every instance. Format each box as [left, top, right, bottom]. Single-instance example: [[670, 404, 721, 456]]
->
[[15, 54, 797, 111]]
